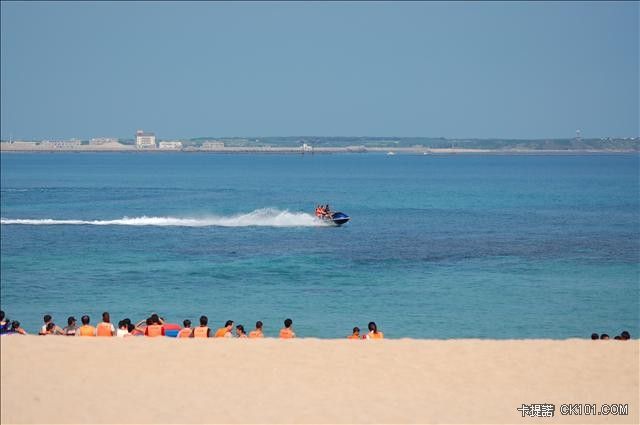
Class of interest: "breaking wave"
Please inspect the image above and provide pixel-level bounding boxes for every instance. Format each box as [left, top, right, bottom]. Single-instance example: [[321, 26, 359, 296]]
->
[[0, 208, 326, 228]]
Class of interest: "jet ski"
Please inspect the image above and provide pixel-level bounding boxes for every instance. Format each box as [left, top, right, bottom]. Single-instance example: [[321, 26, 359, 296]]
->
[[315, 206, 350, 226], [327, 211, 350, 226]]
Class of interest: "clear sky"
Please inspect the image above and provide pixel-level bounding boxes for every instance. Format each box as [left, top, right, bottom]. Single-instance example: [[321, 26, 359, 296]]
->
[[1, 1, 638, 140]]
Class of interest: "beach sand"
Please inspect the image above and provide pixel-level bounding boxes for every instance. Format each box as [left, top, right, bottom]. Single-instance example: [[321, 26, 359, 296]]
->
[[1, 337, 637, 424]]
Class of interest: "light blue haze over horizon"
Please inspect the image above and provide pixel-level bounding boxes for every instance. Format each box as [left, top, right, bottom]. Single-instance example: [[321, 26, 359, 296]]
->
[[1, 1, 638, 140]]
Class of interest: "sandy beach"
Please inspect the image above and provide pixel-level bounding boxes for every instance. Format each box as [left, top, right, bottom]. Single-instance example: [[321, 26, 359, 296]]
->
[[1, 337, 637, 424]]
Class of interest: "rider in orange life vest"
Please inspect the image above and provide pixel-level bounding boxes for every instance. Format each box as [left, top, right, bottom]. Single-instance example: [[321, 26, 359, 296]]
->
[[366, 322, 384, 339], [347, 327, 360, 339], [193, 316, 211, 338], [77, 315, 96, 337], [144, 315, 165, 337], [215, 320, 234, 338], [96, 312, 116, 337], [177, 319, 193, 338], [249, 321, 264, 338], [316, 204, 332, 218], [279, 318, 296, 338]]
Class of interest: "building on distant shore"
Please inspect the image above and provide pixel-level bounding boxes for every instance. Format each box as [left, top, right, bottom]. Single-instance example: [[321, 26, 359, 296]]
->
[[90, 137, 119, 145], [301, 143, 313, 152], [201, 141, 225, 150], [158, 141, 183, 150], [135, 130, 156, 149]]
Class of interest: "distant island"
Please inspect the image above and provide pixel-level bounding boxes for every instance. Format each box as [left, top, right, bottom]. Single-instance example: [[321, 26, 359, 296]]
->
[[1, 133, 638, 154]]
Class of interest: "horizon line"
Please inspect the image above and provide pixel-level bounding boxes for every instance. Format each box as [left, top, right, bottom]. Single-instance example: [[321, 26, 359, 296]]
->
[[2, 135, 639, 141]]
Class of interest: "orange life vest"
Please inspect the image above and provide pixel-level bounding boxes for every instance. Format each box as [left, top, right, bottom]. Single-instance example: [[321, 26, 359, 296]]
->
[[146, 324, 163, 337], [369, 331, 384, 339], [193, 326, 209, 338], [248, 330, 264, 338], [96, 322, 113, 337], [214, 328, 229, 338], [177, 328, 193, 338], [78, 325, 96, 337], [347, 334, 360, 339], [279, 328, 294, 339]]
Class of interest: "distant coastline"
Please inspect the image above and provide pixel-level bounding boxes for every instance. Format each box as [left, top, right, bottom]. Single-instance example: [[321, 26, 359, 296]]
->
[[1, 140, 638, 155]]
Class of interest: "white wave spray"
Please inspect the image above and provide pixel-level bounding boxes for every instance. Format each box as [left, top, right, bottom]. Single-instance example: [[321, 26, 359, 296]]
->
[[0, 208, 327, 228]]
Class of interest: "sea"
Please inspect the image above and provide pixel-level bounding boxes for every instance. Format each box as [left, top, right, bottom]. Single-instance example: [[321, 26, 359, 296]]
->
[[1, 152, 638, 338]]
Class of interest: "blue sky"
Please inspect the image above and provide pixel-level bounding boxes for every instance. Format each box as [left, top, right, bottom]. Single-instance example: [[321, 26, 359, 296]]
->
[[1, 1, 638, 140]]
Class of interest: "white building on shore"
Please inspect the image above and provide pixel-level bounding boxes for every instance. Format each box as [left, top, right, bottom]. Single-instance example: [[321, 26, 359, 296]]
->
[[158, 141, 183, 150], [201, 141, 225, 150], [135, 130, 156, 149]]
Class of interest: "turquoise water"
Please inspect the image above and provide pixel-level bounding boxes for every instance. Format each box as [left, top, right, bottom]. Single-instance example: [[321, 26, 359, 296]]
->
[[1, 153, 638, 338]]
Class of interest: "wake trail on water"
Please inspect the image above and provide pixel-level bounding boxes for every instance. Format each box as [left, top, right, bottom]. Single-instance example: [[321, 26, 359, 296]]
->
[[0, 208, 326, 228]]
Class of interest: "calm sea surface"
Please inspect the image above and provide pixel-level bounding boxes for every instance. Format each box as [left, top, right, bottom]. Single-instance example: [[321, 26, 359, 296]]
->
[[1, 153, 638, 338]]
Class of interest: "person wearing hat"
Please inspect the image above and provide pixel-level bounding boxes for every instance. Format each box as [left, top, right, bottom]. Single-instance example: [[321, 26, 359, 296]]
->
[[62, 316, 79, 336]]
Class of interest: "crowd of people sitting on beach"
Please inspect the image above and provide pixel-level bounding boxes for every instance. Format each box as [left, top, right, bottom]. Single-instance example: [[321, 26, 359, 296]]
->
[[0, 310, 385, 339], [591, 331, 631, 340], [2, 311, 632, 340]]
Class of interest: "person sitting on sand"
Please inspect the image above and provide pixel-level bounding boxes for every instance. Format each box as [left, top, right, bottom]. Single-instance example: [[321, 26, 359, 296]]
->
[[236, 324, 248, 338], [10, 321, 27, 335], [215, 320, 234, 338], [590, 333, 599, 340], [116, 320, 130, 337], [39, 314, 52, 335], [193, 316, 211, 338], [96, 312, 116, 337], [0, 311, 10, 334], [145, 317, 165, 337], [347, 327, 360, 339], [63, 316, 79, 336], [39, 314, 63, 335], [620, 331, 631, 340], [366, 322, 384, 339], [249, 321, 264, 338], [600, 333, 610, 340], [279, 318, 296, 339], [43, 322, 59, 335], [77, 315, 96, 337], [177, 319, 193, 338]]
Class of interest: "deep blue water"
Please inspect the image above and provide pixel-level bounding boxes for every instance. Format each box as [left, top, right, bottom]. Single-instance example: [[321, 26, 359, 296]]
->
[[1, 152, 638, 338]]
